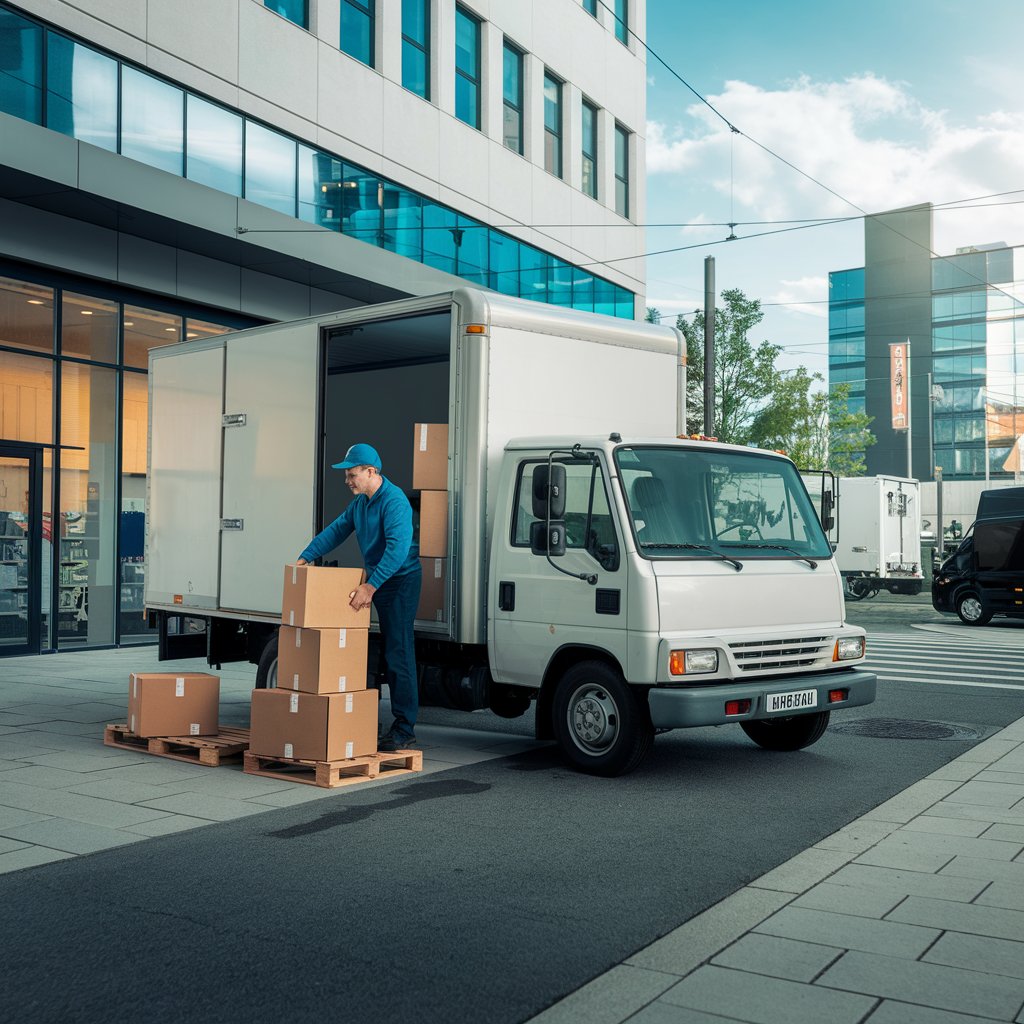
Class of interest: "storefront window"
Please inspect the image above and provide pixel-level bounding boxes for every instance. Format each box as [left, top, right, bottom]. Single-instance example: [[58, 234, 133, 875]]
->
[[61, 292, 117, 362], [123, 305, 182, 369], [120, 370, 152, 640], [185, 318, 232, 342], [0, 276, 54, 353], [59, 362, 117, 646], [0, 349, 53, 444]]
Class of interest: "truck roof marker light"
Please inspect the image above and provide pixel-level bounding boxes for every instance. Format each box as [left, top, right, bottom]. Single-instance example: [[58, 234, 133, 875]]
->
[[725, 699, 750, 716], [828, 689, 848, 704], [173, 595, 183, 605], [680, 433, 718, 442], [465, 324, 486, 334]]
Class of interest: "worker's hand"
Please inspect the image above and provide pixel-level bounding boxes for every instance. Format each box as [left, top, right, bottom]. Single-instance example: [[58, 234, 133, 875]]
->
[[296, 558, 308, 566], [349, 583, 376, 611]]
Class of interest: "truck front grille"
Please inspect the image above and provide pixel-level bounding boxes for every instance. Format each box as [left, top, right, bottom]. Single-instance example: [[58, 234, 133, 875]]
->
[[728, 635, 833, 673]]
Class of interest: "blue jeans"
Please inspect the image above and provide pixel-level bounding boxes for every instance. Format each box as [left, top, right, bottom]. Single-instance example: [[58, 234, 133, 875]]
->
[[373, 567, 421, 739]]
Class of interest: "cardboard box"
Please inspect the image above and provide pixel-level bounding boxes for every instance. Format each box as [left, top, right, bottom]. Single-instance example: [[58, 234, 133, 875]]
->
[[249, 688, 379, 762], [127, 672, 219, 738], [418, 490, 448, 557], [281, 564, 372, 629], [417, 557, 447, 623], [278, 626, 370, 694], [412, 422, 449, 491]]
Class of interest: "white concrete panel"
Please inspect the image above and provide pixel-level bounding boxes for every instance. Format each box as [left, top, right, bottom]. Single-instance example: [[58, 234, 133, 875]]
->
[[486, 146, 535, 229], [16, 0, 148, 62], [380, 84, 443, 189], [316, 45, 385, 156], [117, 235, 177, 295], [437, 115, 498, 214], [146, 0, 239, 85], [239, 0, 319, 124], [143, 47, 241, 110], [176, 253, 243, 312]]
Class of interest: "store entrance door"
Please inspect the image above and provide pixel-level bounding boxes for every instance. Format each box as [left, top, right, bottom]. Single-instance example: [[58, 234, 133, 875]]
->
[[0, 445, 42, 655]]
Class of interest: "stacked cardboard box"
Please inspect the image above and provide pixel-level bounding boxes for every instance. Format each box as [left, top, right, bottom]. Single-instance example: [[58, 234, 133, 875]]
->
[[414, 423, 448, 623], [249, 565, 379, 762], [127, 672, 220, 737]]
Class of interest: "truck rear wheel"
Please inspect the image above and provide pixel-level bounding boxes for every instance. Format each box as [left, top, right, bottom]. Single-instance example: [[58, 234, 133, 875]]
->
[[255, 630, 279, 689], [956, 592, 991, 626], [741, 710, 830, 751], [552, 661, 653, 776]]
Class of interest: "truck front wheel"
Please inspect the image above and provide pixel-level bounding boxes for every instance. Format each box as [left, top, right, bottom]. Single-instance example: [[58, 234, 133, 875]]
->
[[741, 710, 830, 751], [255, 630, 279, 689], [552, 661, 653, 776]]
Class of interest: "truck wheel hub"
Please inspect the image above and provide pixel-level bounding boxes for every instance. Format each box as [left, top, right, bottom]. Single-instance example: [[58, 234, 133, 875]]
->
[[569, 686, 618, 751]]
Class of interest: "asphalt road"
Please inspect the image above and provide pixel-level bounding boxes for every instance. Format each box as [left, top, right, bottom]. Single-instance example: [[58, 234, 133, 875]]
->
[[4, 614, 1023, 1024]]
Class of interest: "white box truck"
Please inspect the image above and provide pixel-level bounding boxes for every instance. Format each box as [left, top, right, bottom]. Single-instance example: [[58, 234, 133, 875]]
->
[[834, 475, 923, 600], [145, 289, 875, 775]]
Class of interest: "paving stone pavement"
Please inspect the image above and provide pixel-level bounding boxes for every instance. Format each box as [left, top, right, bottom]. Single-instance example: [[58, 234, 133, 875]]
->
[[3, 647, 1024, 1022], [527, 714, 1024, 1024]]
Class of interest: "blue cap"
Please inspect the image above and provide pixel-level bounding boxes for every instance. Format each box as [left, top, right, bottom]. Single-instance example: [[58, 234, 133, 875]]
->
[[332, 443, 382, 471]]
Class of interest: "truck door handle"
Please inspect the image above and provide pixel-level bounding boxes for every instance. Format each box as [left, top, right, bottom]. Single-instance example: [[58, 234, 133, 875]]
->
[[499, 581, 515, 611]]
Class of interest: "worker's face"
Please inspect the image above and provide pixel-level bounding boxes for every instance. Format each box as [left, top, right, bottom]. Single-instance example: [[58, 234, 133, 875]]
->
[[344, 465, 376, 496]]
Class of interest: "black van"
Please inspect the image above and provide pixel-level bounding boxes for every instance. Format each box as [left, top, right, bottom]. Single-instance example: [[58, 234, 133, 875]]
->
[[932, 513, 1024, 625]]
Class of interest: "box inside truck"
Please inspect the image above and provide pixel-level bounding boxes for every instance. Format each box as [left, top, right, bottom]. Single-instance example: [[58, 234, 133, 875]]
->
[[321, 310, 452, 625]]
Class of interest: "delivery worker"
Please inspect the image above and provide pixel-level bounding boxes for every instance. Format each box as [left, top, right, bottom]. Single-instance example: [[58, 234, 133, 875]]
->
[[296, 443, 421, 752]]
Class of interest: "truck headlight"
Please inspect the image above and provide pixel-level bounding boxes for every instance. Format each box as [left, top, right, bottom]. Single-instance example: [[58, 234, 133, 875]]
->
[[669, 649, 719, 675], [833, 637, 865, 661]]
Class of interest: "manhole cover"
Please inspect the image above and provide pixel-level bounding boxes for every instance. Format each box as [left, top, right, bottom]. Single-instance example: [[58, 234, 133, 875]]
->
[[830, 718, 983, 740]]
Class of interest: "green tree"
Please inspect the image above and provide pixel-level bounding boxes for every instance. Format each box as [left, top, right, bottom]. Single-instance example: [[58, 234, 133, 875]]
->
[[645, 306, 662, 324], [677, 288, 781, 444]]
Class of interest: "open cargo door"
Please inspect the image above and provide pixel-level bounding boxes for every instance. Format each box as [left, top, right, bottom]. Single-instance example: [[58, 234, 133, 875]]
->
[[219, 323, 320, 615]]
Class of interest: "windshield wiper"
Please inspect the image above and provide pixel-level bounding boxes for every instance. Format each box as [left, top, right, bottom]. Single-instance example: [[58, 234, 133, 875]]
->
[[638, 542, 743, 572], [719, 542, 818, 569]]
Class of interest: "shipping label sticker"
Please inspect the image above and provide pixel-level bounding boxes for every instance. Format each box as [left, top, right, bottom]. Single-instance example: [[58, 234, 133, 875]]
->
[[345, 741, 354, 759], [131, 674, 137, 698], [175, 678, 185, 697], [284, 742, 293, 759], [189, 723, 200, 736], [434, 558, 442, 578], [338, 676, 347, 692], [290, 693, 299, 714], [419, 423, 428, 451], [295, 629, 302, 647], [292, 565, 298, 585], [130, 713, 136, 733], [289, 610, 295, 626], [345, 693, 353, 713], [338, 628, 347, 648], [293, 674, 300, 689]]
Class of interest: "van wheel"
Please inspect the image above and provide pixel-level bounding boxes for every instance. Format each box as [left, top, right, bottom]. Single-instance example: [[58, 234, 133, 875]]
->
[[956, 592, 991, 626], [255, 630, 279, 689], [552, 661, 653, 776], [741, 710, 830, 751]]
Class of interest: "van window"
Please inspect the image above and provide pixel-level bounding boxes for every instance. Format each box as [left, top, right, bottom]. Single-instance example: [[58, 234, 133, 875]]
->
[[975, 519, 1024, 572], [512, 457, 619, 571]]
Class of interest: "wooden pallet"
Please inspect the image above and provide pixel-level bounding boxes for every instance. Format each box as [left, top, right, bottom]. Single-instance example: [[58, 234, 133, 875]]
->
[[103, 724, 250, 766], [243, 748, 423, 788]]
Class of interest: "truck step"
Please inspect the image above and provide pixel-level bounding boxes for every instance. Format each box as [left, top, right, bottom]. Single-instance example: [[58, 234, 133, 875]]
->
[[242, 749, 422, 788], [103, 724, 250, 766]]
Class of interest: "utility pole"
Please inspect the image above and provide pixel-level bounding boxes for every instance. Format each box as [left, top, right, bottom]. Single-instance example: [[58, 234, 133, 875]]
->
[[703, 256, 715, 436]]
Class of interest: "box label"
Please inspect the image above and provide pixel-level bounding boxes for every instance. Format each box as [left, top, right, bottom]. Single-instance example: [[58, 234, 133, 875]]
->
[[190, 723, 200, 736], [345, 741, 354, 759], [338, 676, 347, 692], [290, 693, 299, 713], [292, 565, 298, 585], [419, 423, 428, 451], [345, 694, 353, 713], [289, 610, 295, 626], [131, 674, 137, 698], [175, 678, 185, 697], [130, 713, 136, 733], [292, 674, 299, 690], [284, 742, 293, 759], [434, 558, 442, 578], [338, 629, 347, 648], [295, 629, 302, 648]]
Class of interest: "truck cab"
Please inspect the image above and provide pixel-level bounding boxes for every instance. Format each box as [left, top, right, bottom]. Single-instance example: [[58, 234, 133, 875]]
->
[[488, 435, 875, 774]]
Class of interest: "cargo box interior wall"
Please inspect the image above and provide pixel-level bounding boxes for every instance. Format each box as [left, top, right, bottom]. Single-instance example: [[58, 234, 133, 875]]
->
[[322, 310, 452, 629]]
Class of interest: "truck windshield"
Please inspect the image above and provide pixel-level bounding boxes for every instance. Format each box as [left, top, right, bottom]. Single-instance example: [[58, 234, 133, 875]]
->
[[615, 446, 833, 561]]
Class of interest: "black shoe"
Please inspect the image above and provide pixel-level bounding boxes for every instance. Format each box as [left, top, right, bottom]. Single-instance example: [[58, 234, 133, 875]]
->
[[378, 732, 416, 753]]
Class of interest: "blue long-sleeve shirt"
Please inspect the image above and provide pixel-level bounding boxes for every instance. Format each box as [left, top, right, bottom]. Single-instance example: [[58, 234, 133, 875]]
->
[[299, 477, 419, 589]]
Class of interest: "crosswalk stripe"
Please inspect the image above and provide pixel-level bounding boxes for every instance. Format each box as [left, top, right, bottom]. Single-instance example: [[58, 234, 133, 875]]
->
[[872, 674, 1024, 691]]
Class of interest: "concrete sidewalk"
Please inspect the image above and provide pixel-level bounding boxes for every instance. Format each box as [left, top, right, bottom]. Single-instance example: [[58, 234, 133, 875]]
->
[[0, 646, 538, 874], [529, 719, 1024, 1024]]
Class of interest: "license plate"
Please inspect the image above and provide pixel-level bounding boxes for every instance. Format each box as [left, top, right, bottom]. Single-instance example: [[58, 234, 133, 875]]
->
[[766, 689, 817, 714]]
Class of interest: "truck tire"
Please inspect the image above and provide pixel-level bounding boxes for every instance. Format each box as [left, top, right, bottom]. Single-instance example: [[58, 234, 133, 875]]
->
[[255, 630, 279, 689], [741, 710, 830, 751], [956, 592, 992, 626], [552, 661, 653, 776], [488, 683, 532, 719]]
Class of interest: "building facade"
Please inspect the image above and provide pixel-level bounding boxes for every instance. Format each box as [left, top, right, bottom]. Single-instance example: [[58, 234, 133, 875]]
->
[[829, 204, 1024, 484], [0, 0, 648, 654]]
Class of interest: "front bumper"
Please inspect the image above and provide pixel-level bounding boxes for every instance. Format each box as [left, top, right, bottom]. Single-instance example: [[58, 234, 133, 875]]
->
[[647, 668, 877, 729]]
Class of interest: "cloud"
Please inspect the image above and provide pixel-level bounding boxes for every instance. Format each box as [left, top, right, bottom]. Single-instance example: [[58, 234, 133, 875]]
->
[[647, 74, 1024, 249], [768, 276, 829, 319]]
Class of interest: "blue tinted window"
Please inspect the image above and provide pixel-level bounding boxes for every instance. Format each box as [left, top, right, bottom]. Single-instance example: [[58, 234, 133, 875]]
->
[[594, 279, 616, 317], [613, 0, 628, 43], [572, 267, 595, 312], [543, 73, 562, 177], [244, 121, 297, 215], [46, 33, 117, 151], [121, 67, 183, 175], [264, 0, 308, 27], [298, 145, 343, 228], [615, 286, 634, 319], [520, 245, 548, 303], [340, 164, 381, 244], [457, 221, 489, 285], [583, 0, 597, 14], [502, 43, 523, 154], [581, 101, 597, 198], [341, 0, 374, 67], [0, 8, 42, 122], [614, 123, 629, 217], [186, 95, 242, 195], [382, 184, 423, 259], [422, 201, 458, 273], [550, 259, 573, 307], [402, 0, 429, 99], [454, 6, 480, 128], [490, 232, 519, 294]]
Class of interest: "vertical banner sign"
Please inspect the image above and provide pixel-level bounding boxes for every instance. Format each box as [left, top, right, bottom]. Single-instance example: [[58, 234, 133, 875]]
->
[[890, 341, 910, 431]]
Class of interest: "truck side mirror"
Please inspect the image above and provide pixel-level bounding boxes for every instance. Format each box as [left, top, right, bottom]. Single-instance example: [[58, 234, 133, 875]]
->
[[530, 520, 566, 557], [821, 489, 834, 532], [532, 463, 566, 520]]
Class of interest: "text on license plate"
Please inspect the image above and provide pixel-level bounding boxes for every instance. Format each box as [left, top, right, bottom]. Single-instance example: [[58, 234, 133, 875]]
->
[[766, 689, 817, 713]]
